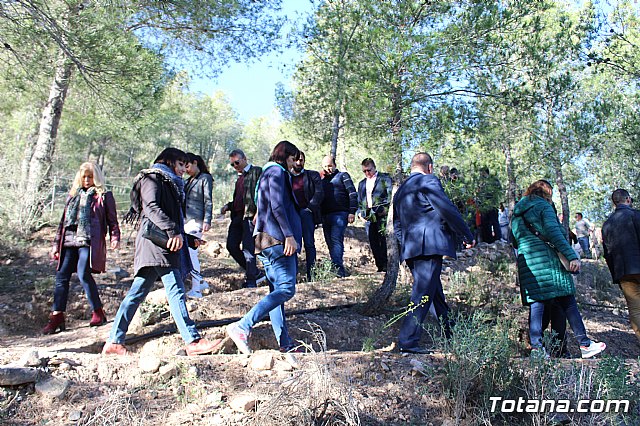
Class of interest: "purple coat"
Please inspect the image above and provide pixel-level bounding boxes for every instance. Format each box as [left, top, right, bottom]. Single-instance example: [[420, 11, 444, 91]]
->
[[53, 191, 121, 273]]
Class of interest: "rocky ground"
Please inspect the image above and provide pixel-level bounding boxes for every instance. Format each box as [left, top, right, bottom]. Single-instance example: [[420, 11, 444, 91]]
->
[[0, 219, 639, 425]]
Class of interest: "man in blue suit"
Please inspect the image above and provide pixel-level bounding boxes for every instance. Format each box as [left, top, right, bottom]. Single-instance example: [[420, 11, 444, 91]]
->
[[394, 152, 475, 354]]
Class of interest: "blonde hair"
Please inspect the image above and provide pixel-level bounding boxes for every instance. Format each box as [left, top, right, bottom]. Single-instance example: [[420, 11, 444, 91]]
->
[[70, 162, 107, 196]]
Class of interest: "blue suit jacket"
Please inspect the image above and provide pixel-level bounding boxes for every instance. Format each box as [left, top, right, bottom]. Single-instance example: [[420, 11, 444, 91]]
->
[[393, 172, 473, 261]]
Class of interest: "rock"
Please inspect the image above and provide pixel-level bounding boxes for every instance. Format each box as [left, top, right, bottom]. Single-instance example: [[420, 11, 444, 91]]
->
[[138, 356, 161, 373], [409, 359, 427, 376], [17, 349, 45, 367], [159, 363, 178, 380], [0, 366, 39, 385], [203, 241, 222, 257], [274, 360, 293, 372], [68, 411, 82, 421], [206, 391, 223, 408], [249, 353, 273, 371], [108, 266, 130, 281], [146, 289, 168, 306], [229, 394, 260, 412], [35, 376, 71, 399]]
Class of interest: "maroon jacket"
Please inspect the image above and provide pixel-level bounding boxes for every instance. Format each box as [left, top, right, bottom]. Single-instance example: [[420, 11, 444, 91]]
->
[[52, 191, 121, 273]]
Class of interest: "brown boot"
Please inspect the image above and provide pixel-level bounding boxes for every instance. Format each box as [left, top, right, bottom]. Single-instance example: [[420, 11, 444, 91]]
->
[[102, 342, 128, 356], [89, 307, 107, 327], [185, 338, 223, 356], [42, 312, 65, 335]]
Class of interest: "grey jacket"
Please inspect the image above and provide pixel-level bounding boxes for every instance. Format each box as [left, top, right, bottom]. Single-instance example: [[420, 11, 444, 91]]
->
[[185, 172, 213, 226]]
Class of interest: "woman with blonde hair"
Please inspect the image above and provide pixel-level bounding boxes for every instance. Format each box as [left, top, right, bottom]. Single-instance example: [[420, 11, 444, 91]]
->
[[43, 162, 121, 334]]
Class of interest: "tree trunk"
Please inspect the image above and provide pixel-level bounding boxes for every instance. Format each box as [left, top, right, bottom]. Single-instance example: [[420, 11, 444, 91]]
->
[[552, 154, 570, 233], [22, 50, 73, 221], [362, 85, 403, 316]]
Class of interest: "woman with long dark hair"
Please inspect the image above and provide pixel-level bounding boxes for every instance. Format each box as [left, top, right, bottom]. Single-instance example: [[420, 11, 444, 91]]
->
[[184, 153, 213, 298], [227, 140, 303, 353], [103, 148, 221, 356], [512, 179, 606, 359], [43, 162, 120, 334]]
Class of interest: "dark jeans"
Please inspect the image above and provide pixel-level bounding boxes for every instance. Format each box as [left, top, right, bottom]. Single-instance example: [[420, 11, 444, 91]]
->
[[398, 255, 450, 350], [541, 303, 567, 356], [226, 214, 258, 286], [53, 246, 102, 312], [322, 211, 348, 277], [239, 245, 297, 349], [529, 295, 590, 349], [578, 236, 591, 258], [366, 217, 388, 272], [480, 208, 501, 244], [300, 208, 317, 281]]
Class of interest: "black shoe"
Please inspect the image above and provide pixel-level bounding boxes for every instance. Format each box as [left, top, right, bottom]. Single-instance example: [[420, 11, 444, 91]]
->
[[399, 347, 433, 355]]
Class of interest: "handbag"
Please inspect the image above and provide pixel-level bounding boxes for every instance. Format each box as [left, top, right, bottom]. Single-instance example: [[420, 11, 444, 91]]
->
[[142, 219, 200, 249], [142, 220, 169, 248], [520, 214, 578, 274]]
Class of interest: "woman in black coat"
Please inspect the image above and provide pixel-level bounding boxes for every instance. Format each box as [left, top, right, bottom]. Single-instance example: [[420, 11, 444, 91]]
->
[[102, 148, 220, 356]]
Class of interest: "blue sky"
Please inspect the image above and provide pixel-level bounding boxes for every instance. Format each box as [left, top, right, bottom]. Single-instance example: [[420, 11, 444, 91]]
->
[[188, 0, 314, 123]]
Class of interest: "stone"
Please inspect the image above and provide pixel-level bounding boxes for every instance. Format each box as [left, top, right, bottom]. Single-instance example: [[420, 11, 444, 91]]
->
[[35, 376, 71, 399], [0, 366, 39, 385], [68, 411, 82, 421], [206, 391, 223, 408], [229, 394, 260, 412], [249, 353, 273, 371], [282, 353, 299, 369], [159, 363, 178, 380], [17, 349, 44, 367], [138, 356, 161, 373], [108, 266, 130, 281], [146, 289, 168, 306]]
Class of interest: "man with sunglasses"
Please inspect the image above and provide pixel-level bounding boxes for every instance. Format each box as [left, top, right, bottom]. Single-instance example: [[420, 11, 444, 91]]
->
[[602, 189, 640, 345], [221, 149, 265, 288], [357, 158, 392, 272]]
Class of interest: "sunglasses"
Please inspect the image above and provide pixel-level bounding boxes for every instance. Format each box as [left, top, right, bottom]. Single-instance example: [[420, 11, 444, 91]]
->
[[229, 160, 241, 166], [363, 168, 373, 173]]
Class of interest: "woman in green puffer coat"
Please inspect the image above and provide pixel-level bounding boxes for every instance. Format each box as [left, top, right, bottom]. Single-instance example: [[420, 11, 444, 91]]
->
[[511, 180, 605, 359]]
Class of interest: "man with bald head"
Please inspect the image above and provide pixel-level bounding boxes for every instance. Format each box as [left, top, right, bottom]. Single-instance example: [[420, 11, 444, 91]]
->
[[393, 152, 475, 354], [320, 155, 358, 278]]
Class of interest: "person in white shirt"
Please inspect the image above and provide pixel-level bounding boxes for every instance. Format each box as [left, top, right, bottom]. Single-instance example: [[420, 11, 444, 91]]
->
[[357, 158, 392, 272], [574, 212, 594, 259]]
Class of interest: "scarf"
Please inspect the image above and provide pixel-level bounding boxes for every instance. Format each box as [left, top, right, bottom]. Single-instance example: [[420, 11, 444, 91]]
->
[[65, 187, 96, 242]]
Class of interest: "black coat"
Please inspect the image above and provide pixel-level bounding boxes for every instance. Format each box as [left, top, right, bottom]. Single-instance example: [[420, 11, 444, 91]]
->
[[133, 170, 183, 275], [602, 204, 640, 283], [301, 169, 324, 224], [357, 173, 392, 219]]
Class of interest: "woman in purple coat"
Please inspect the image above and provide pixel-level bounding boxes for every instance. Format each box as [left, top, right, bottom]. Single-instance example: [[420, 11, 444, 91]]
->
[[43, 162, 121, 334]]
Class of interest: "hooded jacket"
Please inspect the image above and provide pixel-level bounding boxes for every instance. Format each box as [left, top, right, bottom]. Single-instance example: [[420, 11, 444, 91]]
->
[[511, 195, 578, 305]]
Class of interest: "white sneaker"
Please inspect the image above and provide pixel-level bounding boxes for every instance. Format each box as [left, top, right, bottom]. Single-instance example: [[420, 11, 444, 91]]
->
[[226, 322, 252, 354], [580, 341, 606, 359], [186, 290, 203, 299], [530, 347, 550, 360]]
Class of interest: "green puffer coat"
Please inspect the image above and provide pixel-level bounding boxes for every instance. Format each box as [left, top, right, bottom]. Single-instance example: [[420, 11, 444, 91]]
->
[[511, 195, 578, 305]]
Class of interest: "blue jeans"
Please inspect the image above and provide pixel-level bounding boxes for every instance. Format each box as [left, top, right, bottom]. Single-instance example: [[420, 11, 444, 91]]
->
[[578, 236, 591, 258], [238, 245, 297, 349], [53, 246, 102, 312], [529, 295, 590, 349], [322, 211, 348, 277], [398, 255, 450, 350], [300, 208, 316, 281], [109, 266, 200, 344]]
